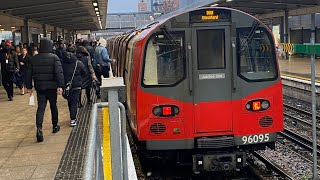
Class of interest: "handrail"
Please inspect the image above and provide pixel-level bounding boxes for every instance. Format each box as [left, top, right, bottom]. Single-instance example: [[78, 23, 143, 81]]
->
[[83, 102, 128, 180]]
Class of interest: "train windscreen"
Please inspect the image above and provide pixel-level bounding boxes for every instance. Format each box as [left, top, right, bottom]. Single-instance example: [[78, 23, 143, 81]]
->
[[237, 25, 278, 81], [143, 31, 185, 86]]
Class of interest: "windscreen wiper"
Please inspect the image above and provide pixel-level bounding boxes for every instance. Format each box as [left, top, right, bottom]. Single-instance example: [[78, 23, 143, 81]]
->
[[160, 26, 186, 60], [239, 20, 259, 56]]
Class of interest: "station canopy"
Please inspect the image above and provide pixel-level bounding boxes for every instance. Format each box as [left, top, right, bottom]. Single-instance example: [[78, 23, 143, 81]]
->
[[0, 0, 107, 31]]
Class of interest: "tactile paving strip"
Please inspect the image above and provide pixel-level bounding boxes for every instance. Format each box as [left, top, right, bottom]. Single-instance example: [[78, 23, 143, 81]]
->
[[55, 91, 96, 180]]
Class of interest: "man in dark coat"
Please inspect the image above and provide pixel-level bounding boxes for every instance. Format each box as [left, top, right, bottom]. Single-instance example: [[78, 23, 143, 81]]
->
[[26, 38, 65, 142], [0, 40, 19, 101], [82, 40, 94, 60]]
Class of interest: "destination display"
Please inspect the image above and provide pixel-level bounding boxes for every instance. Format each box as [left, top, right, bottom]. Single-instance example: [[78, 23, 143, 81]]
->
[[190, 9, 231, 23]]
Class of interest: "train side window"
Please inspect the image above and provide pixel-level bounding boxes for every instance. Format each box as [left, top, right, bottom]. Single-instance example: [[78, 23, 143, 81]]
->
[[237, 27, 278, 81], [143, 31, 185, 86], [197, 29, 225, 70]]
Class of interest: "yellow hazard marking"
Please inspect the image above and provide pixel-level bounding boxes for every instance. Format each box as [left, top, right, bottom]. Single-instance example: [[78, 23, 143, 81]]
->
[[281, 43, 294, 53], [260, 44, 272, 53], [103, 108, 112, 179], [282, 73, 320, 83]]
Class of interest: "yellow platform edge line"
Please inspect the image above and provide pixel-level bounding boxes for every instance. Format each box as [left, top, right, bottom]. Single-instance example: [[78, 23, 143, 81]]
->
[[103, 108, 112, 179], [282, 73, 320, 83]]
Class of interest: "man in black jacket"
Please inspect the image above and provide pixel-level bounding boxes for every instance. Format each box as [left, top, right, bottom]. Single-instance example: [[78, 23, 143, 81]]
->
[[26, 38, 64, 142]]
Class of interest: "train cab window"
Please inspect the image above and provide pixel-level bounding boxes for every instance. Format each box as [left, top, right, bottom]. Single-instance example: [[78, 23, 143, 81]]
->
[[237, 27, 278, 81], [143, 31, 185, 86], [197, 29, 225, 69]]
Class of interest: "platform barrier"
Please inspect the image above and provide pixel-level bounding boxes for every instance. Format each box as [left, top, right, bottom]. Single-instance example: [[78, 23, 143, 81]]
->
[[83, 77, 137, 180]]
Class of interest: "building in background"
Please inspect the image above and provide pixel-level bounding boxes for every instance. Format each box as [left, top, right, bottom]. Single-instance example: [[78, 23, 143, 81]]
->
[[179, 0, 199, 8], [152, 0, 180, 13], [138, 0, 148, 12]]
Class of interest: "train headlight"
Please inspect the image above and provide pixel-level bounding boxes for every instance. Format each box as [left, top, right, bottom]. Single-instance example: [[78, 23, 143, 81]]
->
[[261, 101, 270, 109], [153, 105, 179, 117]]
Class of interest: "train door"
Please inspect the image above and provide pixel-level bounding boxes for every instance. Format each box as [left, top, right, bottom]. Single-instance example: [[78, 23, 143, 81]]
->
[[191, 26, 233, 133]]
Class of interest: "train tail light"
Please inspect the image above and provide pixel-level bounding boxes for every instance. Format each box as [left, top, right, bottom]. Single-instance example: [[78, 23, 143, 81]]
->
[[252, 101, 261, 111], [246, 100, 270, 112], [153, 105, 179, 117]]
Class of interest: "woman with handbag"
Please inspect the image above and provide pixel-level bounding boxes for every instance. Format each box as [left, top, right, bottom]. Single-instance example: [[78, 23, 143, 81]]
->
[[62, 52, 87, 127], [76, 46, 97, 107], [0, 40, 19, 101]]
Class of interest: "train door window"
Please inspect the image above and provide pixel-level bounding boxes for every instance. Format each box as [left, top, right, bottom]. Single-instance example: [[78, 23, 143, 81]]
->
[[237, 26, 278, 81], [143, 31, 185, 86], [197, 29, 225, 70]]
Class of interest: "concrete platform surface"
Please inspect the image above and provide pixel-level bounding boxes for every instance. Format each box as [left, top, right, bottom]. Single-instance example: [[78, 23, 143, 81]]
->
[[0, 86, 72, 180], [279, 56, 320, 80]]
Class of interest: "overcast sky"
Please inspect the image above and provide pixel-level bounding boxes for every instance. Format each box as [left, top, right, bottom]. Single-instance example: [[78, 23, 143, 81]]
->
[[108, 0, 139, 13]]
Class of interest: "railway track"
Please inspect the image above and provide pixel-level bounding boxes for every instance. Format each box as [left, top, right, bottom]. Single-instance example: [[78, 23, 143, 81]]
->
[[279, 128, 320, 156], [284, 103, 320, 120], [251, 151, 295, 180], [284, 111, 320, 131]]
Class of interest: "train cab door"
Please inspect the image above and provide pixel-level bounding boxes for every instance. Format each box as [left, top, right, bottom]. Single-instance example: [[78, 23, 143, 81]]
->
[[191, 26, 233, 133]]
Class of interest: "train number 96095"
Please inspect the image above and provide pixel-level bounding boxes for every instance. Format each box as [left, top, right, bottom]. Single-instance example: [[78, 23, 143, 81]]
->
[[241, 134, 270, 144]]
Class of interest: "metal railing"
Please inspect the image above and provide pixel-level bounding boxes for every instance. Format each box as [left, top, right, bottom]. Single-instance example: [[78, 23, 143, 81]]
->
[[83, 102, 128, 180]]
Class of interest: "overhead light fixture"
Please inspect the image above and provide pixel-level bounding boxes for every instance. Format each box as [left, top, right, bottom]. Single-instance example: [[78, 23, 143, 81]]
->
[[0, 24, 1, 27], [11, 26, 16, 29], [211, 3, 219, 6], [226, 0, 233, 2], [96, 11, 99, 15], [95, 8, 98, 11], [97, 14, 100, 17], [93, 2, 98, 6], [0, 29, 4, 31]]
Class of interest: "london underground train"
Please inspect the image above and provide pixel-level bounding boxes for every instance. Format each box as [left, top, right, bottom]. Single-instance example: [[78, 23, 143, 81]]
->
[[106, 7, 283, 172]]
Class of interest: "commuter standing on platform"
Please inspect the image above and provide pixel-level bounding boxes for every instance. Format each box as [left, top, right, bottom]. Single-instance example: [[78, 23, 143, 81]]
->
[[0, 40, 19, 101], [82, 40, 94, 60], [62, 51, 87, 127], [26, 38, 64, 143], [76, 46, 97, 106], [93, 38, 115, 98], [56, 41, 66, 61], [18, 48, 31, 95]]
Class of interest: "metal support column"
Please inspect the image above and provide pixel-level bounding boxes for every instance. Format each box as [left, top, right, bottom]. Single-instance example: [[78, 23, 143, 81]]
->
[[101, 78, 125, 180], [62, 29, 65, 40], [52, 27, 58, 41], [310, 13, 319, 180], [21, 19, 30, 45], [42, 24, 47, 37], [284, 10, 289, 59]]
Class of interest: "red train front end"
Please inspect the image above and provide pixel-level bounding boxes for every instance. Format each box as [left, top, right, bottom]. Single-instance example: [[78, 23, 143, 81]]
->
[[109, 7, 284, 173]]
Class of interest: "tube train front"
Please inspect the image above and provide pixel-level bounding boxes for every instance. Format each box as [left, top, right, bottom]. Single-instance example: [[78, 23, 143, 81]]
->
[[107, 7, 284, 172]]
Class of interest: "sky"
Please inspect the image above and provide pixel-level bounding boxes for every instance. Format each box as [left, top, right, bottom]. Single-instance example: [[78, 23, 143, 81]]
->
[[108, 0, 139, 13]]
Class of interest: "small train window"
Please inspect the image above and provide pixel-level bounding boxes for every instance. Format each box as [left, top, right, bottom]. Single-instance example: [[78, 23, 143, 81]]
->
[[143, 30, 185, 86], [237, 25, 278, 82]]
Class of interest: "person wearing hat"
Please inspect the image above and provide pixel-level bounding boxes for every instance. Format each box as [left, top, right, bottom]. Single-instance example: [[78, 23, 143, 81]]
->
[[93, 38, 115, 98], [0, 40, 19, 101]]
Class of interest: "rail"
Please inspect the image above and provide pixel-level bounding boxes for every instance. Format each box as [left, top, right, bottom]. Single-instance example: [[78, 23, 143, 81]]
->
[[279, 129, 320, 156], [252, 151, 295, 180]]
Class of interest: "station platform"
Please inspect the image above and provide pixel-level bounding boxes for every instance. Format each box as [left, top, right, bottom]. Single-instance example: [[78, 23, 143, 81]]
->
[[0, 86, 71, 180], [279, 56, 320, 81]]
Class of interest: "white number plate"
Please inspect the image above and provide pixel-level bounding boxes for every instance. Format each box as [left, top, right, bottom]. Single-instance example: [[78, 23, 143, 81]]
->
[[240, 134, 270, 145]]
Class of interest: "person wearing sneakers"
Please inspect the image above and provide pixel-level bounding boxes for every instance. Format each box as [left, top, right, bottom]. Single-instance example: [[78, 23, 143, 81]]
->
[[62, 51, 87, 127], [26, 38, 64, 142]]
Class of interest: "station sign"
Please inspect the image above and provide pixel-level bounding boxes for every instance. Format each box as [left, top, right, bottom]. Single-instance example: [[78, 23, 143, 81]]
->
[[190, 9, 231, 23]]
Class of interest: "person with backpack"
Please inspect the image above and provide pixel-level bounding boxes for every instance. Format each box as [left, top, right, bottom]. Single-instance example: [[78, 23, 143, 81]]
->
[[93, 38, 115, 98], [76, 46, 97, 106], [61, 51, 87, 127]]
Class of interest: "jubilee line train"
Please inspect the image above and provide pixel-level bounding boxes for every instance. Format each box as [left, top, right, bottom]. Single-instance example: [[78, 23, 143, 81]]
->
[[106, 7, 283, 173]]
